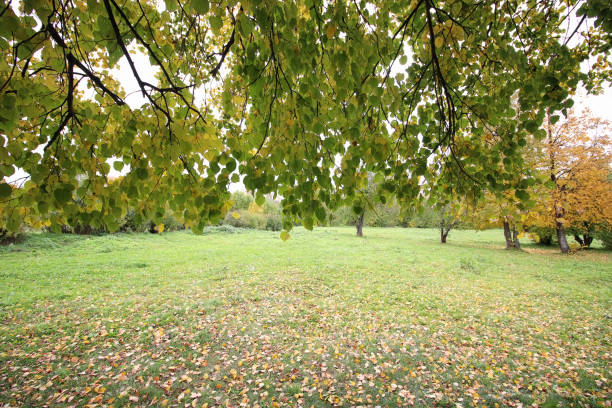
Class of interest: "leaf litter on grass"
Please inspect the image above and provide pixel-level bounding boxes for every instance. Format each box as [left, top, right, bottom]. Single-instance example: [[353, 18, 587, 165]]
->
[[0, 228, 610, 407]]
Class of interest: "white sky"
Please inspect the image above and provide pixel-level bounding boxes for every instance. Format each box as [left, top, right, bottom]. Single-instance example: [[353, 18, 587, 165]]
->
[[574, 87, 612, 119]]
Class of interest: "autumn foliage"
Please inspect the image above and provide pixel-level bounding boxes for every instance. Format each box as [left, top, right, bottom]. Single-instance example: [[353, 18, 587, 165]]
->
[[526, 110, 612, 251]]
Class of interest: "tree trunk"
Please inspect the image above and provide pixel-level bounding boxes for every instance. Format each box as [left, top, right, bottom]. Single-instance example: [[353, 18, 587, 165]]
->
[[574, 234, 584, 246], [575, 234, 593, 248], [503, 218, 513, 249], [555, 207, 569, 253], [512, 228, 521, 250], [441, 227, 448, 243], [556, 223, 569, 253], [547, 111, 569, 254], [355, 212, 364, 237]]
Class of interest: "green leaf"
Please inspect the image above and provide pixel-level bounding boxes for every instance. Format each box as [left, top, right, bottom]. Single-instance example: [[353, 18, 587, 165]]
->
[[303, 216, 313, 230], [238, 14, 253, 37], [135, 167, 148, 180], [225, 159, 236, 172], [164, 0, 178, 12], [37, 201, 49, 214], [280, 230, 290, 241], [113, 161, 124, 171], [192, 0, 209, 14], [209, 15, 223, 32], [54, 185, 73, 204], [515, 189, 529, 202], [0, 183, 12, 198], [315, 206, 326, 223]]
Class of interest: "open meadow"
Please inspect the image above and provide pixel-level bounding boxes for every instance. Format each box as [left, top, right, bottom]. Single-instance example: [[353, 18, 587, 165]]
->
[[0, 227, 610, 407]]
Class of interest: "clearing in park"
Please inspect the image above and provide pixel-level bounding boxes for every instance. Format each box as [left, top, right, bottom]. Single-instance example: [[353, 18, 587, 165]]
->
[[0, 227, 610, 407]]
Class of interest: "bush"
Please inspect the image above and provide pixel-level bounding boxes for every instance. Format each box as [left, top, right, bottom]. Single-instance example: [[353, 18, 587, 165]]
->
[[367, 202, 401, 227], [119, 208, 139, 232], [0, 228, 25, 245], [221, 195, 283, 231], [73, 224, 107, 235], [118, 208, 184, 233], [243, 212, 267, 229], [405, 205, 439, 228], [266, 212, 282, 231], [597, 228, 612, 250], [230, 192, 254, 211], [202, 225, 242, 234], [160, 212, 185, 232], [223, 210, 267, 229], [330, 206, 357, 226], [527, 226, 555, 246]]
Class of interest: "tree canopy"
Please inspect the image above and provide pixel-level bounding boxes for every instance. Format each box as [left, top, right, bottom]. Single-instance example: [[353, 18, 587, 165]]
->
[[0, 0, 609, 235]]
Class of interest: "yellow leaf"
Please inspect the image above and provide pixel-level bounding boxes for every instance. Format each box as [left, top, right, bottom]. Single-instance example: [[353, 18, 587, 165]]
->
[[94, 385, 106, 394], [280, 231, 290, 241], [326, 23, 337, 39], [232, 211, 241, 219], [435, 36, 443, 48], [156, 223, 165, 233]]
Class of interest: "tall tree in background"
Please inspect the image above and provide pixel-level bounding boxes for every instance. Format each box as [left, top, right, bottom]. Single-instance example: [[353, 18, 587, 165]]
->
[[0, 0, 609, 235], [528, 110, 612, 252]]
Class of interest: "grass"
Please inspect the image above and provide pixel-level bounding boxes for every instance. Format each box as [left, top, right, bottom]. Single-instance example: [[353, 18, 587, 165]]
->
[[0, 227, 610, 407]]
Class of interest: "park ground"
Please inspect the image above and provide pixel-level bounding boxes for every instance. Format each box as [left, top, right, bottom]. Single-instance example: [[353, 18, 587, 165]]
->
[[0, 227, 610, 407]]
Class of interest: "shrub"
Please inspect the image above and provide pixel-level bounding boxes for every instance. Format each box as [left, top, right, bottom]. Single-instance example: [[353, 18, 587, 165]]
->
[[202, 225, 241, 234], [221, 195, 283, 231], [119, 208, 139, 232], [223, 210, 266, 229], [223, 210, 245, 228], [527, 226, 555, 246], [597, 228, 612, 250], [160, 212, 185, 232], [266, 213, 282, 231], [0, 228, 25, 245], [330, 206, 357, 226], [118, 208, 184, 233], [242, 212, 267, 229], [405, 205, 439, 228], [230, 192, 254, 211], [367, 202, 401, 227]]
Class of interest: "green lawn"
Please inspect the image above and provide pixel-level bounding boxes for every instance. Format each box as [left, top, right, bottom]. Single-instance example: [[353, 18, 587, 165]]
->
[[0, 227, 610, 407]]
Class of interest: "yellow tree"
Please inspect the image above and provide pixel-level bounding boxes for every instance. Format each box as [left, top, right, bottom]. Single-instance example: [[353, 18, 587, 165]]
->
[[528, 109, 612, 251]]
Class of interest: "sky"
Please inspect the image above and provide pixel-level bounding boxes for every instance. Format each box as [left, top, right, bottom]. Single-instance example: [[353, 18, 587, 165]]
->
[[573, 87, 612, 120]]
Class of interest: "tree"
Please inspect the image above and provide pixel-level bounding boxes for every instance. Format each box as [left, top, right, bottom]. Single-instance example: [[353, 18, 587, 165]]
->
[[436, 204, 459, 244], [0, 1, 609, 234], [468, 189, 529, 249], [343, 172, 378, 237], [527, 110, 612, 251], [417, 166, 467, 244]]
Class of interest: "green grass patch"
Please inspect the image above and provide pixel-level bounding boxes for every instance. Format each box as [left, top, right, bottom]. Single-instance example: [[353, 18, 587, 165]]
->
[[0, 227, 610, 407]]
